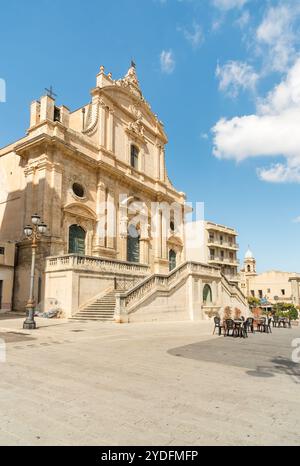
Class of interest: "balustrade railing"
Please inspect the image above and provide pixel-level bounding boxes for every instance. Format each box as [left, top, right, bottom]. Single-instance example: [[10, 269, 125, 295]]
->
[[117, 261, 222, 312], [46, 254, 150, 275]]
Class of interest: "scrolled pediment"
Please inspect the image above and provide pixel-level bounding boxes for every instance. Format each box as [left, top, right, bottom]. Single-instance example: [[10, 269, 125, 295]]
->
[[63, 203, 97, 221], [167, 235, 183, 248]]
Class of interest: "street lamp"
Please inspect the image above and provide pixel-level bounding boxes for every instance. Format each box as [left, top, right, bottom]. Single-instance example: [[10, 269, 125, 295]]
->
[[23, 214, 48, 330]]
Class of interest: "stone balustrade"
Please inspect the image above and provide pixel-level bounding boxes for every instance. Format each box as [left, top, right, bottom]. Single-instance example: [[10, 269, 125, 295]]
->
[[45, 254, 150, 276], [115, 261, 224, 317]]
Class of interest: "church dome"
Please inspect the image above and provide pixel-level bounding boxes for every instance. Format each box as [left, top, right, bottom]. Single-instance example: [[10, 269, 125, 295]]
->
[[245, 248, 254, 259]]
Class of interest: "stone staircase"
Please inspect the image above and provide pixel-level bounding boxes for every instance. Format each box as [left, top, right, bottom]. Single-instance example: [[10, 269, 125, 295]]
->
[[71, 291, 117, 322]]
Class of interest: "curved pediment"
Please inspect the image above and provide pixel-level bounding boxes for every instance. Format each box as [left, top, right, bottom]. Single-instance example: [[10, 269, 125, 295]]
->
[[63, 203, 97, 221], [167, 235, 183, 248], [99, 85, 167, 142]]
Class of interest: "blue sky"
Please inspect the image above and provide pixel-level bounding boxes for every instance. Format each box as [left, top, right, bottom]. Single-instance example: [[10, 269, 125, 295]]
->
[[0, 0, 299, 272]]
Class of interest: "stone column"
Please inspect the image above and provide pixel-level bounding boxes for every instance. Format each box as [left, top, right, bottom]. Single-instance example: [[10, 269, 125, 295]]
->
[[24, 165, 36, 226], [51, 162, 63, 238], [154, 208, 162, 259], [160, 148, 165, 182], [108, 108, 114, 152], [212, 280, 218, 306], [99, 100, 106, 148], [94, 181, 106, 251], [161, 210, 168, 260], [106, 188, 116, 250], [37, 156, 53, 228], [155, 144, 161, 179], [140, 220, 150, 265], [119, 214, 128, 261]]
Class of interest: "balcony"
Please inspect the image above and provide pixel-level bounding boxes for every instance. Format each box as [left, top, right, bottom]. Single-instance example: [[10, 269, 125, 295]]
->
[[207, 240, 239, 250], [46, 254, 150, 276], [208, 257, 240, 266]]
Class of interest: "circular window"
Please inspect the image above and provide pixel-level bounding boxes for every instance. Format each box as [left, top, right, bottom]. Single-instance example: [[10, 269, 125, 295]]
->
[[72, 183, 85, 198]]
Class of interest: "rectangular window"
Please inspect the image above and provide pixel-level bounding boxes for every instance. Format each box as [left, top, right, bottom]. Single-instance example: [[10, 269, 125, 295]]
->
[[281, 289, 285, 296], [0, 247, 4, 255], [220, 250, 224, 261], [130, 145, 139, 170], [54, 106, 61, 122], [250, 290, 255, 297], [267, 288, 271, 293], [258, 290, 263, 299], [210, 248, 215, 260]]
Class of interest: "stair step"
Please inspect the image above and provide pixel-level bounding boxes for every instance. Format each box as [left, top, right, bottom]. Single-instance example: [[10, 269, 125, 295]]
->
[[71, 290, 118, 321], [81, 306, 114, 309], [76, 311, 114, 315], [70, 318, 114, 321]]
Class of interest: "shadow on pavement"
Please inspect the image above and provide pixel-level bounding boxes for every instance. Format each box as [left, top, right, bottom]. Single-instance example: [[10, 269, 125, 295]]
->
[[168, 331, 300, 384]]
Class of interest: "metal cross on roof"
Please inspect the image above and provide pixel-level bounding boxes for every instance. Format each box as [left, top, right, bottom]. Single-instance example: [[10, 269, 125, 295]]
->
[[45, 85, 57, 99]]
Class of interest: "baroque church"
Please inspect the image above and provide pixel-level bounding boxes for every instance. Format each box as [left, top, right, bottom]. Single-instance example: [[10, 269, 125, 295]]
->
[[0, 64, 248, 322]]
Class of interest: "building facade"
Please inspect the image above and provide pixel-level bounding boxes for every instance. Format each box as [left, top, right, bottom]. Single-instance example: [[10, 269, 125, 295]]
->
[[0, 64, 248, 321], [240, 248, 300, 306], [186, 220, 239, 283], [0, 242, 15, 312]]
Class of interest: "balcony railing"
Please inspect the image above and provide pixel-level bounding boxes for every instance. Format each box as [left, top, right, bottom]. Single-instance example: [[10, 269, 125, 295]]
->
[[45, 254, 150, 276], [209, 257, 240, 265], [208, 240, 239, 249]]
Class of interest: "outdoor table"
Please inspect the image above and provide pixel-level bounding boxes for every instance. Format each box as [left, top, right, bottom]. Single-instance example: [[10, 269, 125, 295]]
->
[[233, 320, 243, 337], [278, 318, 288, 328]]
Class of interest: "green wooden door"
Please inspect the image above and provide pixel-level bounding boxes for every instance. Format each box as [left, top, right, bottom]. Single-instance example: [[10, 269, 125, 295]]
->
[[169, 250, 177, 271], [69, 225, 86, 255], [127, 225, 140, 263]]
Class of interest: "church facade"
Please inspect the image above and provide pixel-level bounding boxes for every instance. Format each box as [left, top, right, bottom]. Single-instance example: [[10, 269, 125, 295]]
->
[[0, 64, 248, 321]]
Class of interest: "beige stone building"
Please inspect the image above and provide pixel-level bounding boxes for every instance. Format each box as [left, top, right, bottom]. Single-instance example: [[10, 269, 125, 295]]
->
[[0, 64, 248, 321], [240, 248, 300, 306], [0, 242, 15, 312], [186, 220, 239, 283]]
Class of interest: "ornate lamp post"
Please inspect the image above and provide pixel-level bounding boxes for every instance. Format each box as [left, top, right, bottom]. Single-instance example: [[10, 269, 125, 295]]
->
[[23, 214, 47, 330]]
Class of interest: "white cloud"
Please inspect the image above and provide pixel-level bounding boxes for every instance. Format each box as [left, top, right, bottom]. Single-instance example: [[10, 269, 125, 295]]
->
[[258, 60, 300, 114], [293, 216, 300, 223], [179, 23, 204, 48], [212, 59, 300, 183], [212, 0, 248, 11], [216, 60, 259, 97], [160, 50, 175, 74], [256, 4, 299, 73], [235, 10, 250, 28]]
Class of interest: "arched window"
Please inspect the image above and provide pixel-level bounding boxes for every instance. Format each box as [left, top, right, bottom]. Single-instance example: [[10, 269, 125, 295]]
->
[[127, 224, 140, 263], [169, 250, 177, 271], [247, 265, 251, 272], [69, 225, 86, 255], [203, 284, 212, 304], [130, 145, 139, 170]]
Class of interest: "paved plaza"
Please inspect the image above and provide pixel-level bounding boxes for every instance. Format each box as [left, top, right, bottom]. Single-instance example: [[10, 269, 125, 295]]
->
[[0, 314, 299, 446]]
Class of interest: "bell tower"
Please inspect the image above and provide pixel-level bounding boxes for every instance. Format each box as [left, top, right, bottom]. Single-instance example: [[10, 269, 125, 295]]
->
[[244, 247, 257, 276]]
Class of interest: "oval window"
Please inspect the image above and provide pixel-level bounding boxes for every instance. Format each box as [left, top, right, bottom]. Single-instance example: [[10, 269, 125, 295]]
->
[[72, 183, 85, 198]]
